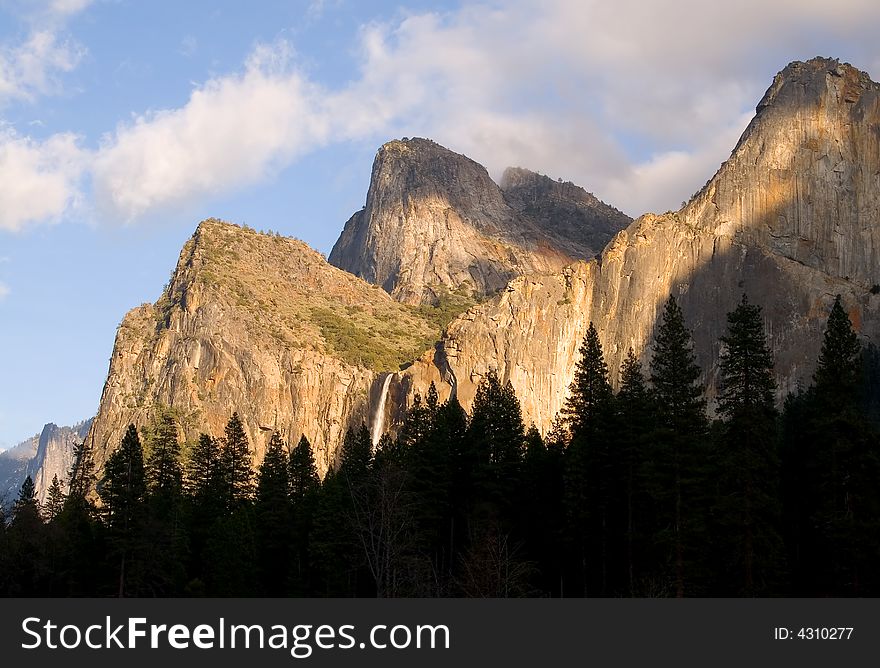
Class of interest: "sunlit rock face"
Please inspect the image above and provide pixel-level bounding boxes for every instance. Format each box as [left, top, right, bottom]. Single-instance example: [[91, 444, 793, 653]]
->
[[329, 137, 629, 305], [393, 58, 880, 433], [88, 57, 880, 478]]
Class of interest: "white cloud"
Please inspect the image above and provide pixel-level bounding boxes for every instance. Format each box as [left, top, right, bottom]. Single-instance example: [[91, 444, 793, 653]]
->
[[92, 45, 333, 221], [0, 28, 85, 105], [0, 127, 85, 231], [0, 281, 9, 300], [46, 0, 93, 18], [9, 0, 880, 228]]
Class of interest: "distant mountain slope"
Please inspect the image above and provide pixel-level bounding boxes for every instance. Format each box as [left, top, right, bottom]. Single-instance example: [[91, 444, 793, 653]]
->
[[0, 419, 92, 507]]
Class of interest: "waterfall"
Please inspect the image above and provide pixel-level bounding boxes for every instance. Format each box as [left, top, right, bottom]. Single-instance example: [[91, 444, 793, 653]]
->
[[371, 373, 394, 447]]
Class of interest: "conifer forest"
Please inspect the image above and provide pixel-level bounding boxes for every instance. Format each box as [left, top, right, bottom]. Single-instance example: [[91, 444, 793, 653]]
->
[[3, 294, 879, 598]]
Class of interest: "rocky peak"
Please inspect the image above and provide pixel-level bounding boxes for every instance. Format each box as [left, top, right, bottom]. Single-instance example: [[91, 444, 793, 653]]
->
[[329, 138, 628, 304], [85, 219, 443, 476], [682, 57, 880, 288], [500, 166, 631, 258]]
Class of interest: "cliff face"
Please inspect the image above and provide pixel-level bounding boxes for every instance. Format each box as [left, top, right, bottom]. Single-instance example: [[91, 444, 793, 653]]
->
[[88, 57, 880, 476], [328, 138, 629, 304], [388, 58, 880, 432], [0, 419, 92, 506], [27, 420, 92, 503], [0, 437, 37, 506], [86, 220, 442, 476]]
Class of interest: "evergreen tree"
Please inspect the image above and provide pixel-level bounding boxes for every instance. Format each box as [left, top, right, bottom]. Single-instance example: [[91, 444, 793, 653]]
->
[[468, 369, 525, 512], [67, 439, 96, 502], [563, 323, 614, 440], [256, 431, 291, 595], [145, 411, 183, 502], [13, 475, 40, 523], [8, 476, 47, 595], [288, 434, 320, 594], [397, 393, 434, 450], [648, 295, 709, 597], [799, 295, 880, 594], [44, 474, 66, 522], [713, 295, 783, 595], [220, 413, 254, 508], [186, 433, 223, 507], [814, 296, 863, 405], [99, 424, 147, 596], [289, 434, 320, 503], [615, 348, 654, 596], [561, 322, 616, 596], [339, 423, 372, 484]]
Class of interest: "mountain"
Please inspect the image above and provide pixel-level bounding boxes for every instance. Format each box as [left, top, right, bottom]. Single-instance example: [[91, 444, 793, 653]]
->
[[0, 419, 92, 507], [392, 57, 880, 430], [328, 138, 629, 304], [86, 56, 880, 476], [85, 220, 451, 476], [0, 437, 38, 506]]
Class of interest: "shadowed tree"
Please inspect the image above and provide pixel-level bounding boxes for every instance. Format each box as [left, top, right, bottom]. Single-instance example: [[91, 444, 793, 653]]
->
[[648, 295, 709, 597], [221, 413, 254, 508], [100, 424, 147, 597], [615, 348, 654, 596], [256, 431, 291, 594], [789, 295, 880, 595], [713, 295, 783, 595], [44, 474, 66, 522], [562, 322, 616, 596]]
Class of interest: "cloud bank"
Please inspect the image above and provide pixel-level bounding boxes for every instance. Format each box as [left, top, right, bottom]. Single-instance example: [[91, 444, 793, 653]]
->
[[3, 0, 880, 231]]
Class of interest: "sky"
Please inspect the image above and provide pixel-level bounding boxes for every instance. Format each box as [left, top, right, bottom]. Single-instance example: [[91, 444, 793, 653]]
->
[[1, 0, 880, 450]]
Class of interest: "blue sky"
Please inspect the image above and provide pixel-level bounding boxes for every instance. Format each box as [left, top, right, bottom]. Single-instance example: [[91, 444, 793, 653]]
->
[[1, 0, 880, 449]]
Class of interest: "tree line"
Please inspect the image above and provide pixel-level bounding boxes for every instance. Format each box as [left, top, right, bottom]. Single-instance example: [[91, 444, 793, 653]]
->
[[1, 293, 878, 597]]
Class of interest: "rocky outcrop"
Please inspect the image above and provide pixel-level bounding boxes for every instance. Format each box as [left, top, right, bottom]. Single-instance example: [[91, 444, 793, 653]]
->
[[0, 437, 37, 507], [85, 220, 442, 477], [500, 167, 631, 259], [386, 58, 880, 433], [27, 420, 92, 504], [328, 138, 629, 304], [0, 419, 92, 507]]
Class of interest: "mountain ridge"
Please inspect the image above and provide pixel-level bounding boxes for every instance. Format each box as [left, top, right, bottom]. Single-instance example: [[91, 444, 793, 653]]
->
[[84, 56, 880, 477]]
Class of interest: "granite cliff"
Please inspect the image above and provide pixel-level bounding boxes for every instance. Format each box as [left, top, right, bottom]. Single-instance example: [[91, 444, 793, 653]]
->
[[0, 419, 92, 506], [87, 56, 880, 475], [85, 220, 445, 476], [389, 57, 880, 432], [328, 138, 629, 304]]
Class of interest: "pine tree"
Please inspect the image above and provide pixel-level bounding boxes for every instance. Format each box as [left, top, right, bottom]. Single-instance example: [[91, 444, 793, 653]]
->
[[220, 413, 254, 508], [288, 434, 320, 594], [397, 393, 434, 450], [339, 424, 372, 484], [13, 475, 40, 523], [561, 322, 616, 595], [67, 439, 96, 502], [8, 476, 47, 595], [713, 295, 783, 595], [648, 295, 709, 597], [562, 322, 614, 440], [44, 474, 66, 522], [289, 435, 319, 503], [186, 433, 223, 506], [814, 295, 863, 406], [100, 424, 147, 596], [100, 425, 147, 529], [468, 370, 525, 493], [145, 411, 183, 501], [256, 431, 291, 594], [804, 295, 880, 594], [615, 348, 653, 596]]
